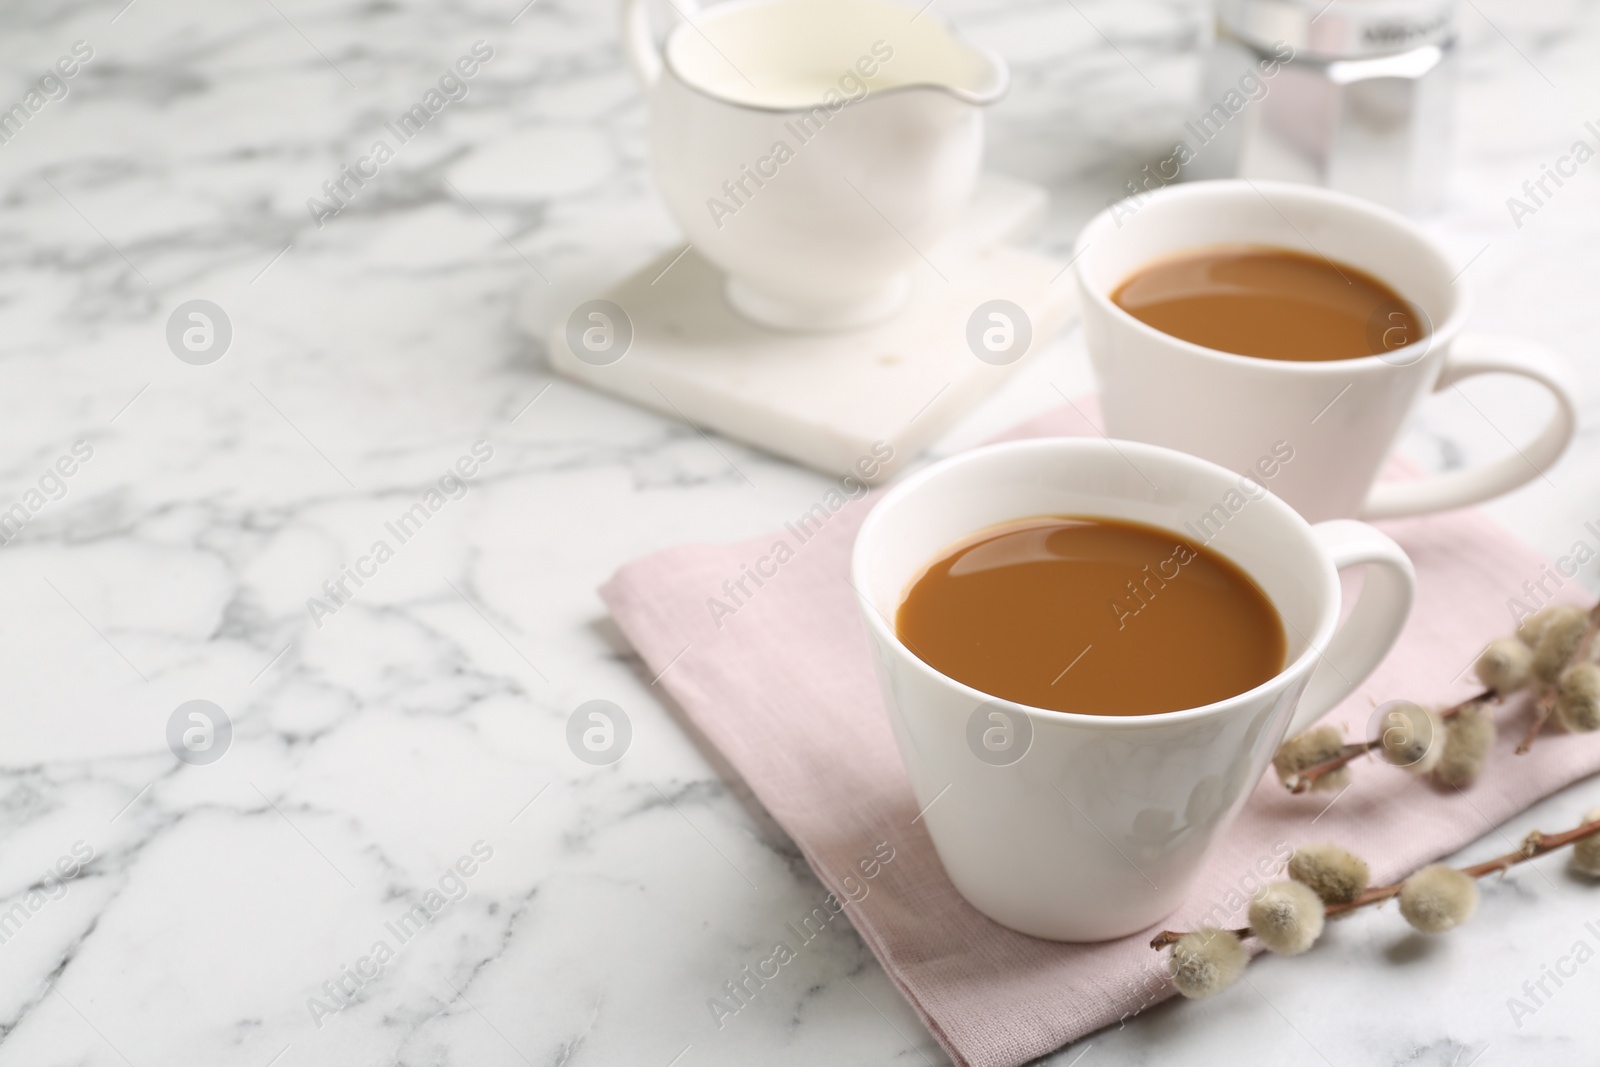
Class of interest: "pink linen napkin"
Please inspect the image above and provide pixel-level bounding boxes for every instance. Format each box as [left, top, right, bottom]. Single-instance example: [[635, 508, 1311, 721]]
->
[[600, 402, 1593, 1067]]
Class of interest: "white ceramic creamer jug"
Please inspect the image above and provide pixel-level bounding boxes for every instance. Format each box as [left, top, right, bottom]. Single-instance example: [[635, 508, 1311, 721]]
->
[[622, 0, 1008, 331]]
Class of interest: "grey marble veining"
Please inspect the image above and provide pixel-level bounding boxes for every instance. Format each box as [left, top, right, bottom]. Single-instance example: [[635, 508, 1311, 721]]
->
[[1, 0, 1599, 1065]]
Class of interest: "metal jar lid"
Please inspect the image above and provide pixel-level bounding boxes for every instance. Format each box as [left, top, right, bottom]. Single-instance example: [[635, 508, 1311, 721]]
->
[[1217, 0, 1456, 59]]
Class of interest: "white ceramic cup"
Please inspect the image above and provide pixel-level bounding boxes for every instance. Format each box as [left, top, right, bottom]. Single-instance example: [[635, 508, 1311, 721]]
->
[[851, 437, 1415, 941], [622, 0, 1007, 331], [1073, 180, 1580, 524]]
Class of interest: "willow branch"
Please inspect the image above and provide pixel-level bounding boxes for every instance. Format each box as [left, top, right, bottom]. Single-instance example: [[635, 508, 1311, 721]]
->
[[1150, 817, 1600, 951], [1518, 608, 1600, 756], [1285, 690, 1493, 794]]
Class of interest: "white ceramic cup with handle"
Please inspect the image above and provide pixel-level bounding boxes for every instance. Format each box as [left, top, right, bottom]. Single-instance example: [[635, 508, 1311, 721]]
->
[[1073, 180, 1580, 524], [851, 437, 1415, 941]]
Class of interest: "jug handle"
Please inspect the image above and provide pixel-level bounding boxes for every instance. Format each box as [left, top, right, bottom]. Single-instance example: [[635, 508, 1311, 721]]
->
[[623, 0, 701, 87]]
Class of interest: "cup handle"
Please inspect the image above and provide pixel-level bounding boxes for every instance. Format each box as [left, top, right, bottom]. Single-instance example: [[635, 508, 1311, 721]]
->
[[1359, 334, 1580, 521], [622, 0, 701, 86], [1287, 520, 1417, 735]]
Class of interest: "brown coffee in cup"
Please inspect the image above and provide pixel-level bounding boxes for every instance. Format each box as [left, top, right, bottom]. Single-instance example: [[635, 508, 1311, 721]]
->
[[1111, 245, 1424, 362], [895, 515, 1285, 716]]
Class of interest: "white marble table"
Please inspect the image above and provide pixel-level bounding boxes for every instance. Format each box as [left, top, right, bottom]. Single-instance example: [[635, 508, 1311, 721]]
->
[[3, 1, 1599, 1065]]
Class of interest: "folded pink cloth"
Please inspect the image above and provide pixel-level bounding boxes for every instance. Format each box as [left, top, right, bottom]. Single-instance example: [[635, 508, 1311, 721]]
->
[[601, 402, 1592, 1067]]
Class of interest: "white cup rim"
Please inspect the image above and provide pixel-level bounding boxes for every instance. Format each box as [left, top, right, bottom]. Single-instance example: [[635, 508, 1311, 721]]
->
[[1071, 179, 1473, 373], [851, 437, 1341, 730]]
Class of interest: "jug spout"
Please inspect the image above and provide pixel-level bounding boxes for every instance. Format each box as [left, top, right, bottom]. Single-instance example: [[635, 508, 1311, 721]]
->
[[928, 31, 1008, 107], [634, 0, 1009, 112]]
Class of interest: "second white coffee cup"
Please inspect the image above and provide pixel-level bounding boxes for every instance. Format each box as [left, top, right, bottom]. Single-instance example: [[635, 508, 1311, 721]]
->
[[1073, 180, 1580, 524]]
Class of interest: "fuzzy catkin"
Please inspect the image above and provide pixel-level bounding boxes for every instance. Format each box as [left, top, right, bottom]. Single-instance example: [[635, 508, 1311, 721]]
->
[[1572, 807, 1600, 877], [1518, 605, 1561, 647], [1533, 605, 1590, 684], [1248, 881, 1325, 955], [1556, 663, 1600, 733], [1377, 701, 1442, 773], [1287, 843, 1370, 905], [1475, 637, 1534, 695], [1272, 725, 1350, 792], [1398, 865, 1479, 933], [1168, 928, 1247, 998], [1433, 702, 1496, 788]]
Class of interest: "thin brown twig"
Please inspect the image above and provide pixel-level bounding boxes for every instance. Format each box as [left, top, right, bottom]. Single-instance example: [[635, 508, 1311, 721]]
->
[[1516, 692, 1557, 755], [1437, 688, 1498, 721], [1286, 690, 1493, 794], [1285, 741, 1376, 794], [1150, 817, 1600, 950]]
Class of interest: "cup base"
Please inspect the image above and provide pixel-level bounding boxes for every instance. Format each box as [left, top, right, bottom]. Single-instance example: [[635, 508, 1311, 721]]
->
[[724, 274, 912, 333]]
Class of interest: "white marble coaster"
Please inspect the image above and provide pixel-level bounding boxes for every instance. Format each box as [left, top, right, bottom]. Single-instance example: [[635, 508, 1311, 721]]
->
[[537, 174, 1076, 482]]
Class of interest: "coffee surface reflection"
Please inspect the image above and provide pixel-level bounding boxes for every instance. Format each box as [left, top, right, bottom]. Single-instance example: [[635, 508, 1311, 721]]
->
[[895, 516, 1286, 716], [1112, 245, 1425, 362]]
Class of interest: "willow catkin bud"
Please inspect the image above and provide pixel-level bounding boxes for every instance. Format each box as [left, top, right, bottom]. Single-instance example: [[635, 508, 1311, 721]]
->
[[1287, 843, 1370, 905], [1556, 663, 1600, 733], [1475, 637, 1534, 695], [1533, 606, 1590, 685], [1433, 702, 1496, 788], [1376, 701, 1442, 774], [1272, 725, 1350, 792], [1571, 806, 1600, 877], [1248, 881, 1326, 955], [1398, 865, 1478, 933], [1168, 928, 1247, 998], [1517, 605, 1561, 647]]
